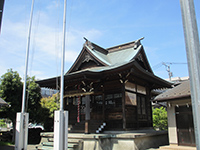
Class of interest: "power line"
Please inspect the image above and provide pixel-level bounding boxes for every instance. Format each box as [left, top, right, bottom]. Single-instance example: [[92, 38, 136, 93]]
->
[[152, 62, 187, 81], [164, 62, 187, 65]]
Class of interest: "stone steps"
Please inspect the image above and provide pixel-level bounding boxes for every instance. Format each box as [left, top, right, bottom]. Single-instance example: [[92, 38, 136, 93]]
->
[[37, 132, 82, 150]]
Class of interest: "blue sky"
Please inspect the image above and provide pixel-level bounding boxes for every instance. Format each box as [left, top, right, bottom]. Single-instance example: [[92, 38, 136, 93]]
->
[[1, 0, 200, 81]]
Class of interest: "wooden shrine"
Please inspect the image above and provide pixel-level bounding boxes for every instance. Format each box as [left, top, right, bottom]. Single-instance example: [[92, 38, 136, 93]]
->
[[37, 38, 172, 133]]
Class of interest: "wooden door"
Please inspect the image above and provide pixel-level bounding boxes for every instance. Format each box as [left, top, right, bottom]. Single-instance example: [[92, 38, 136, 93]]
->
[[176, 105, 196, 146]]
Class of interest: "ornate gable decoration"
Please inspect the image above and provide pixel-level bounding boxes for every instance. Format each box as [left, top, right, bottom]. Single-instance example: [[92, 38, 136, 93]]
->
[[77, 51, 103, 71], [67, 41, 107, 74], [82, 53, 93, 63], [135, 49, 153, 73]]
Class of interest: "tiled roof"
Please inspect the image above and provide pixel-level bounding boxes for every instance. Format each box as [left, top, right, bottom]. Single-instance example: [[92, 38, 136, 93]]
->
[[36, 38, 172, 89], [80, 38, 143, 73], [85, 44, 141, 68], [154, 80, 191, 102]]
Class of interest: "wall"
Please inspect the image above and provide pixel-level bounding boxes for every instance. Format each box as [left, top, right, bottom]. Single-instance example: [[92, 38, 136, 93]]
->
[[167, 99, 191, 145], [81, 131, 168, 150], [167, 104, 178, 145]]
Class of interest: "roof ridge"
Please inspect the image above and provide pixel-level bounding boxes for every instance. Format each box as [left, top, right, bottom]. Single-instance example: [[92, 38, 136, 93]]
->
[[83, 37, 108, 55], [106, 37, 144, 53]]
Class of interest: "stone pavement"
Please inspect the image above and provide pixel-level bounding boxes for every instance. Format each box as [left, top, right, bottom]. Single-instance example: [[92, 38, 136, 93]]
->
[[0, 144, 39, 150]]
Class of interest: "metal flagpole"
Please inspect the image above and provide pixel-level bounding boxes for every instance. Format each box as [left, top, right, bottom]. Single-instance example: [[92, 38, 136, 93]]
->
[[60, 0, 66, 112], [15, 0, 35, 149], [21, 0, 34, 114], [180, 0, 200, 149], [54, 0, 68, 149]]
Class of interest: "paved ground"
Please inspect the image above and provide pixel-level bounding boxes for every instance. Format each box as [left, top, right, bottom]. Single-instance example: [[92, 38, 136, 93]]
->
[[0, 144, 39, 150]]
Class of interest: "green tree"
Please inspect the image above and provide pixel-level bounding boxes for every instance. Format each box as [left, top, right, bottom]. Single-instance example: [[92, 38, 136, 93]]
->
[[152, 106, 168, 130], [0, 69, 45, 141], [26, 76, 42, 123], [0, 69, 23, 141], [40, 93, 60, 131]]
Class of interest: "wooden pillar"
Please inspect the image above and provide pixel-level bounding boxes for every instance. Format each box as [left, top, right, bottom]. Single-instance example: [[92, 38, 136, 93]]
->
[[102, 85, 106, 122], [148, 88, 153, 127], [85, 95, 90, 133], [122, 82, 126, 130], [136, 95, 139, 129], [85, 120, 89, 134]]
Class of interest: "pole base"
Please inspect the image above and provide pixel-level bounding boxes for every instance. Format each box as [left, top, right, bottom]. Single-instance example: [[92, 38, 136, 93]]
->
[[54, 110, 68, 150], [15, 112, 29, 150]]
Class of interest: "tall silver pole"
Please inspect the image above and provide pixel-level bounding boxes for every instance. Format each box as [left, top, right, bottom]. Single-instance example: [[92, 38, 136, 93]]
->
[[15, 1, 34, 149], [21, 0, 35, 113], [60, 0, 67, 111], [180, 0, 200, 149], [54, 0, 68, 149]]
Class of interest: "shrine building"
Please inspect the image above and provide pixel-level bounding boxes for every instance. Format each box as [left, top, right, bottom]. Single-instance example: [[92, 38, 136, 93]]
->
[[37, 37, 172, 133]]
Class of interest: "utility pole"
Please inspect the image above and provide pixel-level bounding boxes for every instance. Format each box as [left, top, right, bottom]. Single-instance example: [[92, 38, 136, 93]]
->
[[180, 0, 200, 149], [162, 62, 173, 81]]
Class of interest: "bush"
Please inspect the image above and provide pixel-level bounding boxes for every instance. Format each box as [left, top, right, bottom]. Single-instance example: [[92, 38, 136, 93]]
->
[[152, 107, 168, 130]]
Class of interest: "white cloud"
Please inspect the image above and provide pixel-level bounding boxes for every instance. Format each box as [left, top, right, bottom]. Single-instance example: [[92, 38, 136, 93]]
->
[[0, 1, 104, 79], [32, 24, 103, 63]]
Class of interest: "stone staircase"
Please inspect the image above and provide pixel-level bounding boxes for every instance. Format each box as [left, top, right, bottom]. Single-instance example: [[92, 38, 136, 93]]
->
[[36, 132, 83, 150], [36, 120, 106, 149]]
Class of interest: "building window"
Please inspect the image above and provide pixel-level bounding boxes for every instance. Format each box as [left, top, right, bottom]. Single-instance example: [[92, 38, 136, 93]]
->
[[125, 82, 136, 92], [137, 95, 146, 115], [125, 92, 137, 106], [105, 93, 122, 108], [94, 95, 103, 104], [137, 85, 146, 95], [91, 95, 103, 112]]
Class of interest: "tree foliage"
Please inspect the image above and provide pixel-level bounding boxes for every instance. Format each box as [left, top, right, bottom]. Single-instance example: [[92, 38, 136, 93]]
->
[[26, 76, 43, 123], [0, 69, 23, 122], [0, 69, 48, 140], [40, 93, 60, 118], [40, 93, 60, 131], [0, 69, 43, 123], [152, 106, 168, 130]]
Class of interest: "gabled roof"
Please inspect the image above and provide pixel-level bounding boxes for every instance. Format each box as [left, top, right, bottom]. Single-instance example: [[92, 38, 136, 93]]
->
[[154, 80, 191, 102], [67, 37, 153, 74], [37, 38, 172, 89]]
